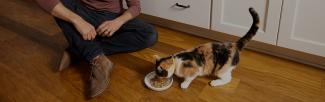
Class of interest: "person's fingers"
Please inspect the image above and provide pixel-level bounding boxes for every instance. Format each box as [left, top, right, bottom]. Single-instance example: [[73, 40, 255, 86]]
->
[[93, 29, 97, 39], [97, 23, 108, 35], [99, 27, 108, 35], [97, 28, 103, 36], [83, 32, 89, 40], [89, 32, 93, 40], [87, 31, 93, 40], [97, 22, 105, 31], [86, 33, 90, 40], [83, 34, 87, 40], [97, 26, 103, 35], [91, 29, 96, 40], [108, 30, 115, 37], [89, 29, 94, 40], [82, 34, 87, 40], [99, 27, 106, 35], [103, 29, 111, 36]]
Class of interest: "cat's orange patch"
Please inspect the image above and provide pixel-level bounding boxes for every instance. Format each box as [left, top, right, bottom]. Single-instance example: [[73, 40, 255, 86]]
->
[[180, 61, 199, 77], [196, 43, 215, 75], [160, 58, 174, 70]]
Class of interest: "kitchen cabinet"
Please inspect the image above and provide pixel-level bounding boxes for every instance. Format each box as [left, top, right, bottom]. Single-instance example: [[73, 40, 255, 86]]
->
[[140, 0, 325, 59], [211, 0, 282, 45], [277, 0, 325, 57]]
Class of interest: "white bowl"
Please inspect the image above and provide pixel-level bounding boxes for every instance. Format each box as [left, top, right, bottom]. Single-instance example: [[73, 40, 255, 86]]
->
[[144, 71, 173, 91]]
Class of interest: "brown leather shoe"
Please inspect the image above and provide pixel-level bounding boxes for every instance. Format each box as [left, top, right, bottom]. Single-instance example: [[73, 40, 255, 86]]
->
[[57, 51, 71, 72], [89, 54, 114, 98]]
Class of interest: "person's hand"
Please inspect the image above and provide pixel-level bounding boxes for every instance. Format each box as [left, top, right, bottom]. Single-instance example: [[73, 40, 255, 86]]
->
[[97, 19, 124, 37], [72, 18, 97, 40]]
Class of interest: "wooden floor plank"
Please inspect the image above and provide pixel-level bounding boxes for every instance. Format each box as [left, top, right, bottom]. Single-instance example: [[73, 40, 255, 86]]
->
[[0, 35, 85, 101], [0, 63, 63, 102], [150, 42, 184, 55], [129, 48, 167, 63], [239, 50, 325, 102], [0, 26, 17, 42]]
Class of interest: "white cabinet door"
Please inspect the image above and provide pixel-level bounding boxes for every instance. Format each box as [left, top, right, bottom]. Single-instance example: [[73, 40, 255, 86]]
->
[[211, 0, 282, 45], [278, 0, 325, 57], [140, 0, 211, 29]]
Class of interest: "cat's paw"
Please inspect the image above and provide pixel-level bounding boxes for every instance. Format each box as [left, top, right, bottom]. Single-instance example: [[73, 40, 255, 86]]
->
[[210, 80, 228, 87], [180, 82, 190, 89]]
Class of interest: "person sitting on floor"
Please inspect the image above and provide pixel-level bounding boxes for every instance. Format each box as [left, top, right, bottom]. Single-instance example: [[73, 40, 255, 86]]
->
[[35, 0, 157, 98]]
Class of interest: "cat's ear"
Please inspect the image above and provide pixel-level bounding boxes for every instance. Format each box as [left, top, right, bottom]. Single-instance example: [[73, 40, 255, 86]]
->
[[153, 55, 162, 60]]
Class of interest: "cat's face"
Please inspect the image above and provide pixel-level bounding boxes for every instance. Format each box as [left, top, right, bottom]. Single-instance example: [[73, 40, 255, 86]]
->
[[154, 55, 176, 78]]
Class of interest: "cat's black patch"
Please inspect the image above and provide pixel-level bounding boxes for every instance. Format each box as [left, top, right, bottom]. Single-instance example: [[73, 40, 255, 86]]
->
[[232, 50, 240, 65], [156, 68, 168, 77], [212, 43, 230, 69], [176, 50, 204, 67], [176, 52, 193, 60], [183, 62, 193, 68], [192, 49, 205, 66]]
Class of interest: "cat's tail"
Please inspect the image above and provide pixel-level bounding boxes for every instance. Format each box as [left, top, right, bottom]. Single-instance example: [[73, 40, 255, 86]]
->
[[236, 7, 260, 51]]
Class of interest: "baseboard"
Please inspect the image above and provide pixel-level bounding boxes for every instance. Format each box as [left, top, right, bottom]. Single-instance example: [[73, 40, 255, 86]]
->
[[138, 14, 325, 69]]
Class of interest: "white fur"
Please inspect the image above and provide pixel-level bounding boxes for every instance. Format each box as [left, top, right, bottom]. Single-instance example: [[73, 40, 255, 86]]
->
[[210, 72, 232, 86], [198, 66, 204, 76], [173, 57, 203, 89], [167, 65, 175, 78], [210, 66, 235, 86], [181, 75, 197, 89], [174, 57, 184, 77], [157, 67, 163, 72]]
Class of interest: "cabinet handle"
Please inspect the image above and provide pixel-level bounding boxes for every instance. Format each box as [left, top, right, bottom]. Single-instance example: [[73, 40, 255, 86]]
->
[[175, 3, 190, 8]]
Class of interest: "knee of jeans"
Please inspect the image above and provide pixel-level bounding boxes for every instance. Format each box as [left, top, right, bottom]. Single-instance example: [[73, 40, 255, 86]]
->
[[144, 25, 158, 47]]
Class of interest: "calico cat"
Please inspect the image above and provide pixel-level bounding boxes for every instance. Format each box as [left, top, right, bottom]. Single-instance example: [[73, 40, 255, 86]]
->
[[154, 8, 260, 89]]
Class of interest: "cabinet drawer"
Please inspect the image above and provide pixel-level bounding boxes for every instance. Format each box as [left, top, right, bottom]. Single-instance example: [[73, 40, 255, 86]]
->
[[140, 0, 211, 29]]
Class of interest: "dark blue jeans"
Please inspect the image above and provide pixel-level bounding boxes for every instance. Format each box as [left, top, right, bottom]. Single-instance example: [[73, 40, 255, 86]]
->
[[55, 0, 157, 62]]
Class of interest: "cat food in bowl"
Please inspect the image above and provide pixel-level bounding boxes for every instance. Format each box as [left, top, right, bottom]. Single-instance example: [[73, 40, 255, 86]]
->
[[144, 71, 173, 91]]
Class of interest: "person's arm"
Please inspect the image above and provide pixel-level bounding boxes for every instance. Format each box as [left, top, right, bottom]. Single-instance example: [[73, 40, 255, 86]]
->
[[35, 0, 59, 12], [97, 0, 140, 37], [51, 3, 97, 40], [117, 0, 141, 22], [35, 0, 96, 40]]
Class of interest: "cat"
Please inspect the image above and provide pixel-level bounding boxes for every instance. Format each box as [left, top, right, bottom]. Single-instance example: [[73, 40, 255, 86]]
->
[[153, 7, 260, 89]]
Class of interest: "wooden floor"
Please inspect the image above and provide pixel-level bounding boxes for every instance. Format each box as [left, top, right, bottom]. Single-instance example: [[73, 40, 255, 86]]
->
[[1, 0, 325, 102]]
